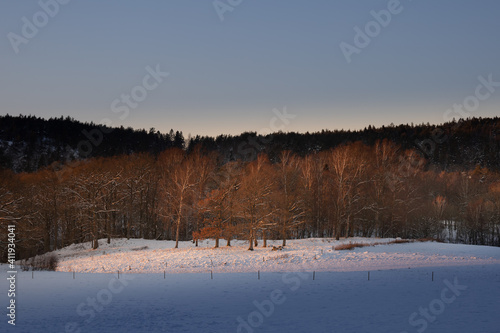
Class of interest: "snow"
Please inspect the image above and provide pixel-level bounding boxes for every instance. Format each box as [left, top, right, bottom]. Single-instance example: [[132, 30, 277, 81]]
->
[[1, 238, 499, 332], [51, 237, 500, 274]]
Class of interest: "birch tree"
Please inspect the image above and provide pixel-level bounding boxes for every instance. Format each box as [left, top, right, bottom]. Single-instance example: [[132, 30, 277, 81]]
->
[[158, 149, 197, 248], [273, 151, 304, 246], [238, 154, 273, 250]]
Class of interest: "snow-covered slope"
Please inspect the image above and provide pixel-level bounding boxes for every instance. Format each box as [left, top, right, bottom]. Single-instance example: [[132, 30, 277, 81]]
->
[[2, 238, 499, 333], [50, 237, 500, 274]]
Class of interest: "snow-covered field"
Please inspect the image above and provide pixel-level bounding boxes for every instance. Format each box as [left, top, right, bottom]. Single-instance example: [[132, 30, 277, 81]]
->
[[1, 238, 499, 333], [54, 237, 500, 274]]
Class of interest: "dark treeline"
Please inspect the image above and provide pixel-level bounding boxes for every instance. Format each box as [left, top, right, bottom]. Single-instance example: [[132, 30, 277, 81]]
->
[[1, 138, 500, 261], [1, 115, 500, 173], [0, 114, 185, 172], [190, 117, 500, 172]]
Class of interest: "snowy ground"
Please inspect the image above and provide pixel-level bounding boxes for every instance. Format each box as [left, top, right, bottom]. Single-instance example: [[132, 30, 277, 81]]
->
[[1, 238, 499, 332], [52, 237, 500, 274]]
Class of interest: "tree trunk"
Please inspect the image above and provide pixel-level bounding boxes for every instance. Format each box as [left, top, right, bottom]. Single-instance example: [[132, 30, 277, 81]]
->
[[175, 195, 183, 248], [215, 237, 219, 248], [345, 215, 350, 239], [44, 218, 51, 253], [282, 225, 287, 247], [248, 230, 254, 251], [126, 216, 131, 240], [92, 213, 99, 249], [175, 214, 181, 249], [107, 214, 111, 244], [53, 202, 58, 250]]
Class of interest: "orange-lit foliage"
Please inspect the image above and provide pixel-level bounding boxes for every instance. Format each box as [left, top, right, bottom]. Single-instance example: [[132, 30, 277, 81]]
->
[[2, 140, 500, 261]]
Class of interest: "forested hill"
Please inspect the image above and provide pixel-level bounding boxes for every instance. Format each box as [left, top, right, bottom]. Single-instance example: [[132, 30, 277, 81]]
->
[[0, 115, 184, 172], [191, 117, 500, 171], [1, 114, 499, 172]]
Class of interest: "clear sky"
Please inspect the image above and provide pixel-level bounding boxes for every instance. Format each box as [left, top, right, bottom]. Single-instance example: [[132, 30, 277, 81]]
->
[[1, 0, 499, 137]]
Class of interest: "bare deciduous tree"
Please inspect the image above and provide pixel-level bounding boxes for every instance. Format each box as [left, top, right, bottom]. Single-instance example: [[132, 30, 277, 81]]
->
[[238, 155, 273, 250], [273, 151, 305, 246], [158, 149, 197, 248]]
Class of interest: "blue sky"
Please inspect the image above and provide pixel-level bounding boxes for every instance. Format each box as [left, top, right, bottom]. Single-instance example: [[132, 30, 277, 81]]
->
[[1, 0, 499, 137]]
